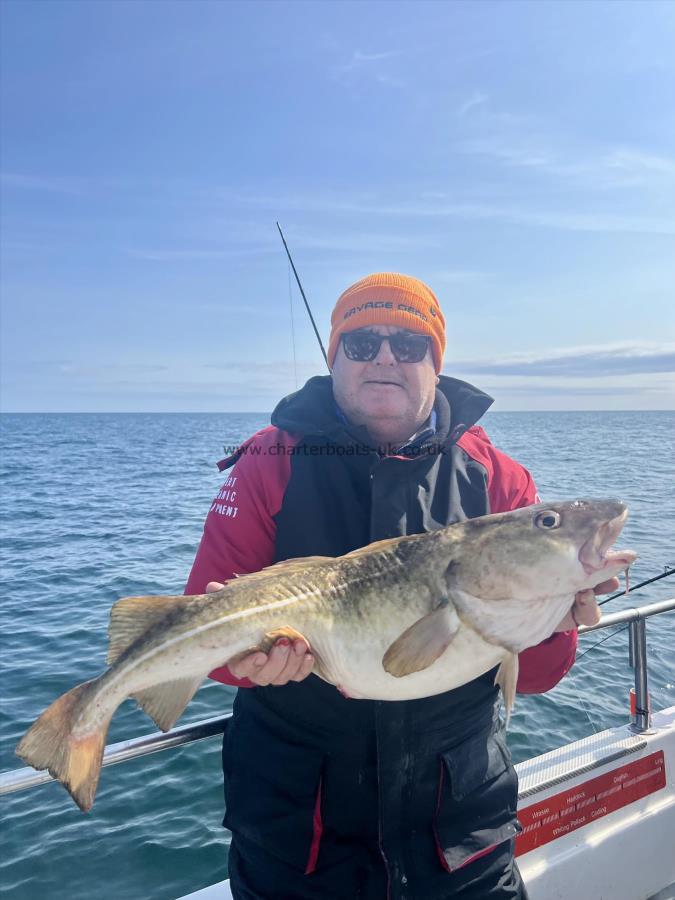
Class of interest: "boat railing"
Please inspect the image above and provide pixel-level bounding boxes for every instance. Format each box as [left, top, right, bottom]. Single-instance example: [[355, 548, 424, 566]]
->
[[2, 596, 674, 798]]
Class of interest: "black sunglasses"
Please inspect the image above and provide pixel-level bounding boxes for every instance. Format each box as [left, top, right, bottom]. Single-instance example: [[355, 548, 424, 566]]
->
[[341, 330, 431, 363]]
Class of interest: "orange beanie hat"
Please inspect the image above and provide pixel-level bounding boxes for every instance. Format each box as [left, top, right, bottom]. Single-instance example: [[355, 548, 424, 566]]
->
[[327, 273, 446, 373]]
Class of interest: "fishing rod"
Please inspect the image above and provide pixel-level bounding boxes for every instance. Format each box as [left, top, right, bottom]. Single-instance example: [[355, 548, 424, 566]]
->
[[598, 565, 675, 607], [276, 222, 330, 371]]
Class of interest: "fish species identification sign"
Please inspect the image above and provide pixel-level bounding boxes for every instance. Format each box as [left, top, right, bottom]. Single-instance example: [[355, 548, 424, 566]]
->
[[516, 750, 666, 855]]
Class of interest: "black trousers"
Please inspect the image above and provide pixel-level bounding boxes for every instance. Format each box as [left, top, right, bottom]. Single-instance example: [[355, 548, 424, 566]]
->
[[228, 833, 529, 900]]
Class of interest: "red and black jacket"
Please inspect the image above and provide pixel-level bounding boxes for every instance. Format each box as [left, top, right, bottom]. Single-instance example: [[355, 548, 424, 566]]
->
[[185, 375, 577, 899]]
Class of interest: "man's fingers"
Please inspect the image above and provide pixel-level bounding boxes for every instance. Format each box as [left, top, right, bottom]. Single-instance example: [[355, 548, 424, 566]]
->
[[290, 653, 315, 682], [228, 651, 268, 679], [555, 589, 603, 631], [573, 589, 602, 627], [288, 641, 314, 682], [593, 576, 621, 596], [206, 581, 225, 593], [228, 639, 314, 685], [251, 639, 293, 685], [268, 640, 313, 685]]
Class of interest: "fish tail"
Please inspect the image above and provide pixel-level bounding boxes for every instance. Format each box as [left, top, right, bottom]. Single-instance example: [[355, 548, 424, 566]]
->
[[16, 678, 112, 812]]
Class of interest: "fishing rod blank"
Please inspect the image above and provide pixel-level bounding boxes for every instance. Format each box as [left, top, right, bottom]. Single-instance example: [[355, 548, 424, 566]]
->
[[276, 222, 330, 371], [599, 565, 674, 606]]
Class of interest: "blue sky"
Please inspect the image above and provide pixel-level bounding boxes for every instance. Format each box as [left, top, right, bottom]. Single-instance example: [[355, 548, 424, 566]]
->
[[1, 0, 674, 412]]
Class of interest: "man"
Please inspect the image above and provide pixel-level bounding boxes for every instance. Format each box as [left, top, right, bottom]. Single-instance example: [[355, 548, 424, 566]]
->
[[185, 273, 615, 900]]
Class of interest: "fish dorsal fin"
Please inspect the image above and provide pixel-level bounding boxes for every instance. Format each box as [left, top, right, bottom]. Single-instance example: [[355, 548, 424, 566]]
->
[[343, 532, 421, 560], [255, 555, 334, 577], [383, 600, 460, 677], [107, 594, 195, 665], [133, 675, 204, 732], [343, 538, 397, 558]]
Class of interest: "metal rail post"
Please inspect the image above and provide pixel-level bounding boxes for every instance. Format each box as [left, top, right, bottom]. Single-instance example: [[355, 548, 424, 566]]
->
[[629, 615, 651, 733]]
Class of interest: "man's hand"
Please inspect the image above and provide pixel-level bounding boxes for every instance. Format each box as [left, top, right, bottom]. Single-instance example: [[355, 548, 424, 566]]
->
[[206, 581, 315, 685], [554, 577, 621, 632]]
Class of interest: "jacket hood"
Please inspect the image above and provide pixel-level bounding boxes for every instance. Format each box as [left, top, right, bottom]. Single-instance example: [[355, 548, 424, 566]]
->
[[271, 374, 493, 446]]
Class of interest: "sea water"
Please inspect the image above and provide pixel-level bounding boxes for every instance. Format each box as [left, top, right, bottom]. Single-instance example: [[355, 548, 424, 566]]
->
[[1, 411, 673, 899]]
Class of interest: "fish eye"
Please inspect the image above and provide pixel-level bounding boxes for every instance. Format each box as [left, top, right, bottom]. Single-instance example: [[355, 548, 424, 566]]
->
[[535, 511, 561, 529]]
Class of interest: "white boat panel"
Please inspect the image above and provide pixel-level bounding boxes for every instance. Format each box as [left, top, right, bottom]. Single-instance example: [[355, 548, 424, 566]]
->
[[516, 706, 675, 900], [177, 882, 233, 900]]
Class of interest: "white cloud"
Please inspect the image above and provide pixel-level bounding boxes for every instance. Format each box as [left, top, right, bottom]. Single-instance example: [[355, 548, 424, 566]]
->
[[449, 342, 675, 378]]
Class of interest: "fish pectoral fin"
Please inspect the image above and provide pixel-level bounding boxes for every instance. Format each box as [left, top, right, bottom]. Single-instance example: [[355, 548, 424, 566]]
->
[[108, 594, 196, 665], [495, 653, 519, 726], [132, 675, 204, 732], [382, 602, 460, 678]]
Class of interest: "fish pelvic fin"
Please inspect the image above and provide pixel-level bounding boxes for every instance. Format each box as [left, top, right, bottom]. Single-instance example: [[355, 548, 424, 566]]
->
[[132, 675, 204, 732], [108, 594, 197, 665], [382, 601, 460, 678], [15, 679, 111, 813], [495, 653, 519, 727]]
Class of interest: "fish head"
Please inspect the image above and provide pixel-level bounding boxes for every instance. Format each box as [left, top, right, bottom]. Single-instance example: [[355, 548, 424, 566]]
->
[[448, 499, 636, 599]]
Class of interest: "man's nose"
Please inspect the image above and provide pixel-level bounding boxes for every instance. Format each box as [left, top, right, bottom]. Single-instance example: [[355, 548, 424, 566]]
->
[[373, 337, 397, 365]]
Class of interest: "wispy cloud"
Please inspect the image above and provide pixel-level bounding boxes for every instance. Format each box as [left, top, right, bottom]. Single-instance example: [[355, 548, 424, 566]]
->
[[331, 48, 405, 87], [483, 381, 674, 399], [125, 247, 270, 261], [431, 269, 491, 285], [282, 230, 441, 253], [0, 172, 85, 194], [451, 343, 675, 378], [126, 229, 443, 262], [457, 91, 488, 117], [202, 359, 317, 378], [605, 149, 675, 179], [241, 190, 675, 236], [351, 50, 401, 65], [459, 136, 675, 190], [337, 49, 402, 71]]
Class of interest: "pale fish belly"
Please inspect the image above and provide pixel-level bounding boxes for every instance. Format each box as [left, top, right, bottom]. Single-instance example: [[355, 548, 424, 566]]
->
[[314, 625, 506, 702]]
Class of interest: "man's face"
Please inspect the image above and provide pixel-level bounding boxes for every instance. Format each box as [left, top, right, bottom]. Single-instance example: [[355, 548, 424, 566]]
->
[[331, 324, 439, 444]]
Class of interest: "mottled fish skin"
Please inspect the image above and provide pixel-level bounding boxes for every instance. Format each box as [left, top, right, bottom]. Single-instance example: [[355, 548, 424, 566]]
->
[[16, 499, 636, 811]]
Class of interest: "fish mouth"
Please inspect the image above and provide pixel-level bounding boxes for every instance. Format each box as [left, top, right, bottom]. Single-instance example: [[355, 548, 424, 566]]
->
[[578, 508, 637, 575]]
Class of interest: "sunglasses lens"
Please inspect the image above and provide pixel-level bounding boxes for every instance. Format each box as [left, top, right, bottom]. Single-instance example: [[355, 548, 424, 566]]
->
[[342, 332, 380, 361], [388, 333, 429, 362], [342, 331, 430, 363]]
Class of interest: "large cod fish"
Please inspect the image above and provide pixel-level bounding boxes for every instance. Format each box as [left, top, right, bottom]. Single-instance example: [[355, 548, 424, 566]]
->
[[17, 499, 635, 812]]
